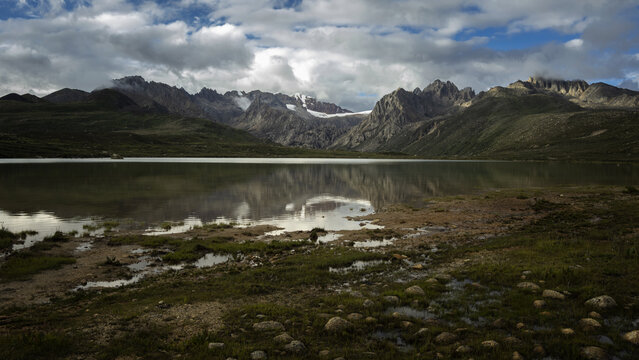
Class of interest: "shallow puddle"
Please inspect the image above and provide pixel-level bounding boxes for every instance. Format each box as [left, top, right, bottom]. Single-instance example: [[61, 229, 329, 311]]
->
[[353, 238, 395, 248], [316, 232, 342, 243], [329, 260, 387, 273], [194, 253, 232, 268], [386, 306, 438, 320]]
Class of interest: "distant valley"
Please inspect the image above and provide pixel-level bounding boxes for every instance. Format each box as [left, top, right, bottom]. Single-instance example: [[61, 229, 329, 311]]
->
[[1, 75, 638, 161]]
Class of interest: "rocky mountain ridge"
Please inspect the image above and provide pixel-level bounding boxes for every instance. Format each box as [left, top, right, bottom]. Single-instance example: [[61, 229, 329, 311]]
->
[[332, 80, 475, 151]]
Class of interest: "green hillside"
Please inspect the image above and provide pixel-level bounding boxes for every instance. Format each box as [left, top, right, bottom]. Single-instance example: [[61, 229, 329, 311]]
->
[[396, 89, 639, 161], [0, 99, 356, 158]]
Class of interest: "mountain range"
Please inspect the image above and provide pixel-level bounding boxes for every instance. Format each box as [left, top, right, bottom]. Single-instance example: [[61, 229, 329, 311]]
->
[[1, 75, 638, 160]]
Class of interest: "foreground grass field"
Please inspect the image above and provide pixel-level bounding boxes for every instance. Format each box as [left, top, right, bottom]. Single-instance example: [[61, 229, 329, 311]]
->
[[0, 186, 638, 359]]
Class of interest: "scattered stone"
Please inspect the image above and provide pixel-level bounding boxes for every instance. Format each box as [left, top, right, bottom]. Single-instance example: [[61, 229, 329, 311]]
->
[[434, 332, 458, 344], [561, 328, 575, 335], [400, 321, 412, 328], [517, 282, 540, 291], [392, 312, 401, 318], [284, 340, 306, 354], [410, 300, 419, 307], [392, 254, 408, 260], [347, 313, 363, 321], [363, 299, 374, 307], [208, 342, 224, 349], [542, 289, 565, 300], [623, 330, 639, 345], [250, 350, 267, 360], [454, 327, 468, 334], [540, 311, 553, 317], [588, 311, 602, 319], [579, 318, 602, 332], [412, 264, 424, 270], [425, 278, 439, 285], [522, 270, 532, 275], [435, 273, 452, 282], [533, 300, 546, 309], [503, 336, 521, 345], [585, 296, 617, 310], [580, 346, 608, 360], [456, 345, 472, 354], [324, 317, 353, 332], [318, 350, 330, 358], [512, 351, 524, 360], [482, 340, 499, 348], [597, 335, 614, 345], [533, 344, 545, 356], [406, 285, 425, 296], [516, 322, 525, 330], [273, 333, 294, 344], [364, 316, 377, 323], [256, 314, 267, 319], [415, 328, 429, 337], [253, 321, 284, 332], [491, 318, 507, 328], [383, 295, 400, 304]]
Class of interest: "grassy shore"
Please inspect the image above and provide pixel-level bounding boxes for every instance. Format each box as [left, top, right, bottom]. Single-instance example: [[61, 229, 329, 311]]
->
[[0, 186, 638, 359]]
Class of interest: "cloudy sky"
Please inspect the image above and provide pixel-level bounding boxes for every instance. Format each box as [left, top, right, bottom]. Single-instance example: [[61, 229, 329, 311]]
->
[[1, 0, 638, 110]]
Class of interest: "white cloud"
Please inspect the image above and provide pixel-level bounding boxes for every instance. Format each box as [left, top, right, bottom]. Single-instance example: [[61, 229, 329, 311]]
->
[[1, 0, 639, 110]]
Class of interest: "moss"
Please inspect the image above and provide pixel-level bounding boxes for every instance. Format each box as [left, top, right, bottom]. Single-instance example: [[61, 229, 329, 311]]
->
[[0, 332, 76, 360], [0, 253, 76, 280]]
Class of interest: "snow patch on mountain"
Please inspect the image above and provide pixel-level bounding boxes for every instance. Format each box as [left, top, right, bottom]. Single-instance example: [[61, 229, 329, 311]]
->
[[286, 103, 370, 118], [233, 96, 251, 111]]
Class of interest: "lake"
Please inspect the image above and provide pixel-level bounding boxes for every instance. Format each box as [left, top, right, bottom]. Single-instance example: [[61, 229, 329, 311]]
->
[[1, 158, 638, 244]]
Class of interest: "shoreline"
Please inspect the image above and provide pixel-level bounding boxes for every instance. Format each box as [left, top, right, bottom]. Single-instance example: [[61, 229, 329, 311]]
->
[[1, 185, 638, 359]]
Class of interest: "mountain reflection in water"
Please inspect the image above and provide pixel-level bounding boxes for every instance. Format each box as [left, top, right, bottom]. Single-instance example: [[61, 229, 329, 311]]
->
[[0, 158, 637, 238]]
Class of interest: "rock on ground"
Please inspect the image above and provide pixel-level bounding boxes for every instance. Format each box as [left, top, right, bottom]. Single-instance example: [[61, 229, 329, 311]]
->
[[579, 318, 602, 332], [273, 332, 294, 344], [542, 289, 565, 300], [284, 340, 306, 354], [434, 332, 458, 344], [405, 285, 425, 296], [585, 295, 617, 310], [623, 330, 639, 345], [250, 350, 268, 360], [324, 317, 353, 332], [516, 282, 540, 291], [253, 321, 284, 332], [580, 346, 608, 360], [482, 340, 499, 348]]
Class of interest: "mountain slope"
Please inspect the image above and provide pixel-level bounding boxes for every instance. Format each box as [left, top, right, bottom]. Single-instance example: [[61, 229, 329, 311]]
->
[[0, 94, 302, 158], [395, 87, 639, 161], [231, 93, 362, 148], [332, 80, 474, 151]]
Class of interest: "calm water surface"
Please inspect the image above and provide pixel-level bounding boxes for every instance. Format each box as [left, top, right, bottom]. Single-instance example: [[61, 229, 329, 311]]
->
[[1, 158, 638, 244]]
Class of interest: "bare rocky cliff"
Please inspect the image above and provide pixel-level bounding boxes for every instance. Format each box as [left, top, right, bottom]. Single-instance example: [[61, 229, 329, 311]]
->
[[332, 80, 474, 151]]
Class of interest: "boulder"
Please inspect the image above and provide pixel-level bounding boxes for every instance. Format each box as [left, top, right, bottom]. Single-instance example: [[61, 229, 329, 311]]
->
[[580, 346, 608, 360], [542, 289, 565, 300], [284, 340, 306, 354], [324, 317, 353, 332], [434, 332, 457, 344], [623, 330, 639, 345], [405, 285, 425, 296], [253, 321, 284, 332], [516, 282, 540, 291], [585, 296, 617, 310]]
